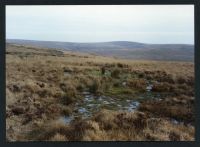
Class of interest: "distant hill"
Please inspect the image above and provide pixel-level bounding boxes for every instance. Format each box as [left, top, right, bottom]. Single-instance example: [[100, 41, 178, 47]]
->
[[6, 39, 194, 61]]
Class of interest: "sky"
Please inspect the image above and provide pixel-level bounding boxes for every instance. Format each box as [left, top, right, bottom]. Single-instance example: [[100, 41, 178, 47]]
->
[[6, 5, 194, 44]]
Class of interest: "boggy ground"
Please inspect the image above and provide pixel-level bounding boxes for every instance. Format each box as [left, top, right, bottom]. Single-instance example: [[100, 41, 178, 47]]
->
[[6, 44, 195, 141]]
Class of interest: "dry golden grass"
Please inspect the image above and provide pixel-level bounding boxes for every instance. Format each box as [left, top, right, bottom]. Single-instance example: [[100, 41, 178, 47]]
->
[[24, 110, 194, 141], [6, 44, 195, 141]]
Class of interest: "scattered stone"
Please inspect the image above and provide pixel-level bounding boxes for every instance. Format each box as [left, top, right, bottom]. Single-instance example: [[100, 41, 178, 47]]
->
[[146, 84, 153, 92], [122, 82, 127, 86], [103, 101, 110, 105], [59, 116, 74, 124], [171, 119, 179, 125], [78, 108, 87, 113], [82, 91, 90, 95]]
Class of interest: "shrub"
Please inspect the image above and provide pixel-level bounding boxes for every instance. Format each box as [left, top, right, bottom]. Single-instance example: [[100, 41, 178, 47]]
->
[[89, 79, 101, 94], [62, 107, 72, 116], [113, 81, 121, 87], [137, 72, 145, 78], [186, 76, 194, 86], [61, 93, 76, 105], [60, 82, 77, 94], [169, 131, 181, 141], [76, 84, 85, 91], [101, 67, 105, 75], [8, 84, 21, 92], [152, 82, 173, 92], [49, 133, 68, 141], [59, 83, 78, 105], [117, 63, 124, 68], [60, 82, 76, 92], [111, 68, 120, 78], [38, 88, 51, 97], [176, 76, 187, 84], [93, 110, 117, 130], [139, 100, 194, 123], [127, 79, 146, 90]]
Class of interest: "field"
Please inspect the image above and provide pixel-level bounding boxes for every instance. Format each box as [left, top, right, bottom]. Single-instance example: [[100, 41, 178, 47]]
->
[[6, 44, 195, 141]]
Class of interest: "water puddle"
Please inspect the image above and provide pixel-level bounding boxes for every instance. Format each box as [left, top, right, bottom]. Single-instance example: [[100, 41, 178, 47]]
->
[[59, 92, 142, 124], [146, 84, 153, 92], [64, 72, 71, 76], [59, 116, 74, 124], [59, 84, 169, 124], [170, 118, 193, 127]]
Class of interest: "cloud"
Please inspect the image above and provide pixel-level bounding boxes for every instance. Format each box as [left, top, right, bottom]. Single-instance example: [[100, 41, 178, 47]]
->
[[6, 5, 194, 44]]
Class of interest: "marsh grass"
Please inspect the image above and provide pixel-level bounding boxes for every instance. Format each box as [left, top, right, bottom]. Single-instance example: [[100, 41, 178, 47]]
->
[[6, 44, 194, 141]]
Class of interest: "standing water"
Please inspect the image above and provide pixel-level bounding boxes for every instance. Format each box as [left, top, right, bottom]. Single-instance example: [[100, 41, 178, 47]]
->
[[59, 85, 168, 124]]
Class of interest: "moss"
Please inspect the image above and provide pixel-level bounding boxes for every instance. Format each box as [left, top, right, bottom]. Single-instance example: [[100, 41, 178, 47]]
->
[[89, 70, 101, 76], [105, 87, 137, 99]]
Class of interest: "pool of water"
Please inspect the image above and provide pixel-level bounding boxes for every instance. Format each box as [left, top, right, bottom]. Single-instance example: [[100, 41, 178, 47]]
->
[[59, 86, 170, 124]]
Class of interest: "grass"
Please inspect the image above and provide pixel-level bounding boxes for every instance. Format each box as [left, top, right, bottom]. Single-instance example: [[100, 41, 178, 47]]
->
[[139, 96, 195, 124], [105, 87, 137, 99], [6, 44, 194, 141], [25, 109, 194, 141]]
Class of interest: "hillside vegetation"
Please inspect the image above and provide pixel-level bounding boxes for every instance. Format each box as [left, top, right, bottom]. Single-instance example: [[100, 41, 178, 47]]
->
[[6, 44, 194, 141], [7, 39, 194, 61]]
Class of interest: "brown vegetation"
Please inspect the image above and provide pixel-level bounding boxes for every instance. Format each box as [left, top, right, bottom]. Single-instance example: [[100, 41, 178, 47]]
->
[[24, 110, 194, 141], [6, 44, 195, 141]]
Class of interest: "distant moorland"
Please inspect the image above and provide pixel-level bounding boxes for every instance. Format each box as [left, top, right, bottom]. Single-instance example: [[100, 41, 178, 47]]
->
[[7, 39, 194, 61], [6, 43, 194, 141]]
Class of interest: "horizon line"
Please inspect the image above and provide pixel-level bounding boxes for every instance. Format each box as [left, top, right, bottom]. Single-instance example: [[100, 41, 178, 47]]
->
[[6, 38, 194, 45]]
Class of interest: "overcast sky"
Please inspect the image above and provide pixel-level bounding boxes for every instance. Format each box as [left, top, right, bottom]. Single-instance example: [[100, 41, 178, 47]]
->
[[6, 5, 194, 44]]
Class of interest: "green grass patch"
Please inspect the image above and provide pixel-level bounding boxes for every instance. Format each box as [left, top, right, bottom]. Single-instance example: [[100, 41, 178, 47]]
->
[[105, 87, 138, 99], [89, 70, 101, 76]]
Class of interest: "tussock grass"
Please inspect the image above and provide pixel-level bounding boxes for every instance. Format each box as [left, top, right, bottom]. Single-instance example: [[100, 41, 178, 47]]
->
[[25, 109, 194, 141], [6, 44, 194, 141]]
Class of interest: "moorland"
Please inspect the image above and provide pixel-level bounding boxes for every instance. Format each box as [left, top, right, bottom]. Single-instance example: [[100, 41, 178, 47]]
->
[[6, 43, 195, 141]]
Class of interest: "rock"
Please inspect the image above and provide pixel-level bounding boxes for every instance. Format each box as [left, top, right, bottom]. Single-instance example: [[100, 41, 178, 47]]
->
[[146, 84, 153, 91], [78, 108, 87, 113], [122, 82, 127, 86]]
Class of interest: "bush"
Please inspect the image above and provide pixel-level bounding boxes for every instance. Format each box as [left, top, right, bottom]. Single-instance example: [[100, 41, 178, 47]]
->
[[61, 93, 75, 105], [38, 88, 51, 97], [62, 107, 72, 116], [49, 133, 68, 141], [76, 84, 85, 91], [117, 63, 123, 68], [113, 81, 121, 87], [127, 79, 146, 90], [111, 68, 120, 78], [89, 79, 101, 94], [152, 82, 174, 92], [60, 83, 78, 105], [176, 76, 187, 84]]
